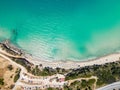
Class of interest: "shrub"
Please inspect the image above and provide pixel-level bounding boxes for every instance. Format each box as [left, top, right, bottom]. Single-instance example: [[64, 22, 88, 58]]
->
[[88, 79, 96, 85], [0, 78, 4, 85], [7, 65, 13, 71], [14, 69, 21, 82]]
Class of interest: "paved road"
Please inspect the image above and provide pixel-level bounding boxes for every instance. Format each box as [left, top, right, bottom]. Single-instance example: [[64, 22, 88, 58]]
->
[[97, 81, 120, 90]]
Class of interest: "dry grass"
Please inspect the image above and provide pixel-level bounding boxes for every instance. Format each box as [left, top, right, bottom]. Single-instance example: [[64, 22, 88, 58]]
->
[[0, 56, 19, 90]]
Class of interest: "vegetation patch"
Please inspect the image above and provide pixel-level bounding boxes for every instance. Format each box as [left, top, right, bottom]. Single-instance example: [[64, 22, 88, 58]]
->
[[7, 65, 13, 71], [0, 78, 4, 85], [66, 61, 120, 87], [64, 79, 95, 90], [12, 57, 70, 76], [14, 69, 21, 82], [31, 66, 69, 76]]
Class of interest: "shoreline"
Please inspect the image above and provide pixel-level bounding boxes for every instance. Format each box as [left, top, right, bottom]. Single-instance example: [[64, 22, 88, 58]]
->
[[1, 40, 120, 69], [33, 53, 120, 69]]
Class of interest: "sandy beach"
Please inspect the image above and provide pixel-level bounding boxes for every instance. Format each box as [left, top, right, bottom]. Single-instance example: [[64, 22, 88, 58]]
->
[[30, 53, 120, 69], [1, 41, 120, 69]]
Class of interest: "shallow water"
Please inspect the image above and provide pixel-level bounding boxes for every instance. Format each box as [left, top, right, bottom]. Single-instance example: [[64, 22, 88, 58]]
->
[[0, 0, 120, 61]]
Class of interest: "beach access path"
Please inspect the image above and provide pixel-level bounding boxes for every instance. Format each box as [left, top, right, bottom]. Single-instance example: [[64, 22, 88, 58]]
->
[[0, 48, 67, 90]]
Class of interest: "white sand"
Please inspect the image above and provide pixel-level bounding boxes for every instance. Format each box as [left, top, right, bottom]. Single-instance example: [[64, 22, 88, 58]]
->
[[26, 53, 120, 69]]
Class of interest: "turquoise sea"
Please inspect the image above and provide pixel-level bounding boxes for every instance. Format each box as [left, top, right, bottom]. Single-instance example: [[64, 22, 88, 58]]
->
[[0, 0, 120, 61]]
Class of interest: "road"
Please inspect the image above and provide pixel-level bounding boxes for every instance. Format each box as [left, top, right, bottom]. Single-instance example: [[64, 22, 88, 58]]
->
[[96, 81, 120, 90]]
